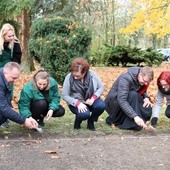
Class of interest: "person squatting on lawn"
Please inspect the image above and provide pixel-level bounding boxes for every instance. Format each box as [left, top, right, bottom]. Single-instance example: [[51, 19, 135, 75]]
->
[[0, 62, 38, 129], [105, 66, 156, 132], [0, 23, 22, 128], [18, 69, 65, 127], [62, 57, 106, 131], [151, 71, 170, 126]]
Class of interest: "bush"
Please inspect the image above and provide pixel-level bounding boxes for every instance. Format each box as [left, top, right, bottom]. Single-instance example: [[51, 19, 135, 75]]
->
[[91, 45, 164, 67], [29, 17, 92, 84]]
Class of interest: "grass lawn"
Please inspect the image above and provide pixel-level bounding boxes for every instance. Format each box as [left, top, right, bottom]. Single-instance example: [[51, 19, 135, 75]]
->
[[0, 105, 169, 139]]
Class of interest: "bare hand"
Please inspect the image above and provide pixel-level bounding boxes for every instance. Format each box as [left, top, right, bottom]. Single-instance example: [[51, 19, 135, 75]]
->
[[143, 98, 151, 108], [134, 116, 147, 128], [85, 98, 95, 106], [45, 109, 53, 121], [78, 102, 87, 113], [24, 117, 38, 129]]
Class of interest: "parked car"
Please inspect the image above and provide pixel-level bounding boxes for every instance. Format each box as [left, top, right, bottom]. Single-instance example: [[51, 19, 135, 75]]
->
[[157, 48, 170, 61]]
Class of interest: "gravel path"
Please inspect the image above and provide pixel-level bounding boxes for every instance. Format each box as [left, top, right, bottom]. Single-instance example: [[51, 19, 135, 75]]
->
[[0, 134, 169, 170]]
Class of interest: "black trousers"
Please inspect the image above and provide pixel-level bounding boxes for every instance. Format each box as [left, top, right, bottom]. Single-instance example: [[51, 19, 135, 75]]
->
[[30, 99, 65, 121], [106, 91, 152, 131], [165, 105, 170, 118]]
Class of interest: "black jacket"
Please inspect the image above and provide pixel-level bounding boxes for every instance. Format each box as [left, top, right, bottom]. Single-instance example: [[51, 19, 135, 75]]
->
[[4, 41, 22, 64], [105, 67, 149, 119]]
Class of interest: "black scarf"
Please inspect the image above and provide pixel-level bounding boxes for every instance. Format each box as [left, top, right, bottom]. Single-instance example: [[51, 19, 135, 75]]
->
[[70, 71, 94, 102]]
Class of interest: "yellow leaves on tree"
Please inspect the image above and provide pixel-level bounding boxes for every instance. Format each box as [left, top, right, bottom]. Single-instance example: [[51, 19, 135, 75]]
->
[[120, 0, 170, 38]]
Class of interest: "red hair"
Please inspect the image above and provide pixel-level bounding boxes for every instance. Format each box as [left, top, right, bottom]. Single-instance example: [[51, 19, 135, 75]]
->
[[157, 71, 170, 87], [70, 57, 89, 74]]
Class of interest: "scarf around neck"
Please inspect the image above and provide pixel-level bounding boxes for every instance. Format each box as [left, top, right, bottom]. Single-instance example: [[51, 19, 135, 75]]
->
[[70, 71, 94, 102]]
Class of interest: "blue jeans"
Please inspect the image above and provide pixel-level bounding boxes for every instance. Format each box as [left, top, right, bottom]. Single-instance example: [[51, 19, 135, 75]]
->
[[69, 98, 106, 122]]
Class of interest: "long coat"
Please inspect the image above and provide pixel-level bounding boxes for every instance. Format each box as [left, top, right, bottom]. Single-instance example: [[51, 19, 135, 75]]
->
[[105, 67, 151, 128]]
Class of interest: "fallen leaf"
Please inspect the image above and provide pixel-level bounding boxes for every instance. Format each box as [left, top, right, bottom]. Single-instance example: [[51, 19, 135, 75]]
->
[[44, 150, 57, 154], [51, 155, 61, 159], [2, 131, 11, 134]]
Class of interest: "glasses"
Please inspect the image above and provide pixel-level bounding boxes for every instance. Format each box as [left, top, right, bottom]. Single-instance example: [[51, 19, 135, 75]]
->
[[72, 72, 85, 80], [11, 75, 19, 80]]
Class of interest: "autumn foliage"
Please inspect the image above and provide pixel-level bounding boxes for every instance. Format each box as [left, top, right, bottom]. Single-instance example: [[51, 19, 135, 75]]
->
[[13, 62, 170, 109]]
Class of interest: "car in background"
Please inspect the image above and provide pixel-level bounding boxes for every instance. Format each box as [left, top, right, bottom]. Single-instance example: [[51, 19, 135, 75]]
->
[[157, 48, 170, 61]]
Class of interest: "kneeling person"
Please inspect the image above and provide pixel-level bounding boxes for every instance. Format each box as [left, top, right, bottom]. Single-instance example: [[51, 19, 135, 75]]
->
[[18, 70, 65, 126], [105, 66, 155, 131]]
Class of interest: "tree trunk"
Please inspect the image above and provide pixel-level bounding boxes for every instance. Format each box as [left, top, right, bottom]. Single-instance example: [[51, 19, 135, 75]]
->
[[21, 9, 35, 72]]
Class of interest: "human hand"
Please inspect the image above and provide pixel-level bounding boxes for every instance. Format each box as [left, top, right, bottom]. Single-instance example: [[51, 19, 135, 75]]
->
[[24, 117, 38, 129], [45, 109, 53, 121], [85, 98, 95, 106], [143, 98, 151, 108], [78, 102, 87, 113], [134, 116, 147, 128]]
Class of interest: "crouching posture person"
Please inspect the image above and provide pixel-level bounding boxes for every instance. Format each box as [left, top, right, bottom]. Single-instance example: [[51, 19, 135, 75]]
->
[[62, 57, 105, 131], [0, 62, 38, 129], [105, 66, 156, 132], [151, 71, 170, 126], [18, 69, 65, 127]]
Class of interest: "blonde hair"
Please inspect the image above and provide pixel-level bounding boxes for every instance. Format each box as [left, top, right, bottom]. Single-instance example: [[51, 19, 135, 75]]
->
[[0, 23, 19, 55], [33, 69, 50, 90]]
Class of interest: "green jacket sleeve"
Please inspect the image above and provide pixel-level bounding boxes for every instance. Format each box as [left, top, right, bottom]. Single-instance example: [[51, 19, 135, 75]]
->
[[18, 84, 33, 118], [48, 78, 60, 110]]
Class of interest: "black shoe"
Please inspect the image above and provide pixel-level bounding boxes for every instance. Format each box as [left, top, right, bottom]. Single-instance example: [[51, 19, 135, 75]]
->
[[74, 118, 82, 129], [106, 116, 113, 126], [151, 117, 158, 127], [37, 119, 45, 127], [87, 119, 95, 131], [1, 121, 9, 128]]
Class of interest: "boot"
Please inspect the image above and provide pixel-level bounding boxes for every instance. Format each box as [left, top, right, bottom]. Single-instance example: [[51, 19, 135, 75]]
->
[[74, 118, 82, 129], [87, 119, 95, 131], [151, 117, 158, 127], [37, 118, 45, 127]]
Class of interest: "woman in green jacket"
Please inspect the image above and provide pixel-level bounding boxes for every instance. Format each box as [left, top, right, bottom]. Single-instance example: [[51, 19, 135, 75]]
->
[[18, 70, 65, 126]]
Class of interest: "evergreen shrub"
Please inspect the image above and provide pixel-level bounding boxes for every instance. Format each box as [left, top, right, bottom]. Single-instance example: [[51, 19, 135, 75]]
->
[[29, 17, 92, 84]]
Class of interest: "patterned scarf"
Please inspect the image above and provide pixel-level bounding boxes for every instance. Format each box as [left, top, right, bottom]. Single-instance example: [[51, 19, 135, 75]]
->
[[70, 71, 94, 102]]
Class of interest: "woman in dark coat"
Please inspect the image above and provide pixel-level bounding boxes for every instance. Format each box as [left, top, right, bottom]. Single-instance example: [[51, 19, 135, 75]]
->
[[105, 66, 155, 131]]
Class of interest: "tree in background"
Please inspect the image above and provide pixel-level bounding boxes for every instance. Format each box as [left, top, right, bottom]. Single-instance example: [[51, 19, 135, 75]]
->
[[120, 0, 170, 49]]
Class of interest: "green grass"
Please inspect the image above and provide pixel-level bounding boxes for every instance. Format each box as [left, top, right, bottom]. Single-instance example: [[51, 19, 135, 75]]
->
[[0, 105, 169, 139]]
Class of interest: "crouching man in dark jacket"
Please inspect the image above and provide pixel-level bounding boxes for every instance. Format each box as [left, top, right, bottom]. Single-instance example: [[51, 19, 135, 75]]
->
[[105, 66, 156, 132], [0, 62, 38, 129]]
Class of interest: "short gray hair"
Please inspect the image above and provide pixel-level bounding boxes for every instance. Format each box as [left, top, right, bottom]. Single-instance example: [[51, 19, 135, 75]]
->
[[140, 66, 154, 81], [3, 62, 20, 72]]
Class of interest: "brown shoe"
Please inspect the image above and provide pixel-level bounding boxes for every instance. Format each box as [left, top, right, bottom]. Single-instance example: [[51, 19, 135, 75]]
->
[[144, 125, 157, 134]]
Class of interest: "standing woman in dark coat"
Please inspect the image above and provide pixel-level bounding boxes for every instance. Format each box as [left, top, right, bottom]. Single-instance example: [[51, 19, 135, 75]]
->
[[105, 66, 156, 132], [0, 23, 22, 128]]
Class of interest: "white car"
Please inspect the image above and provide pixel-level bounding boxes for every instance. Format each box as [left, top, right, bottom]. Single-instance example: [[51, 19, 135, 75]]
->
[[158, 48, 170, 61]]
